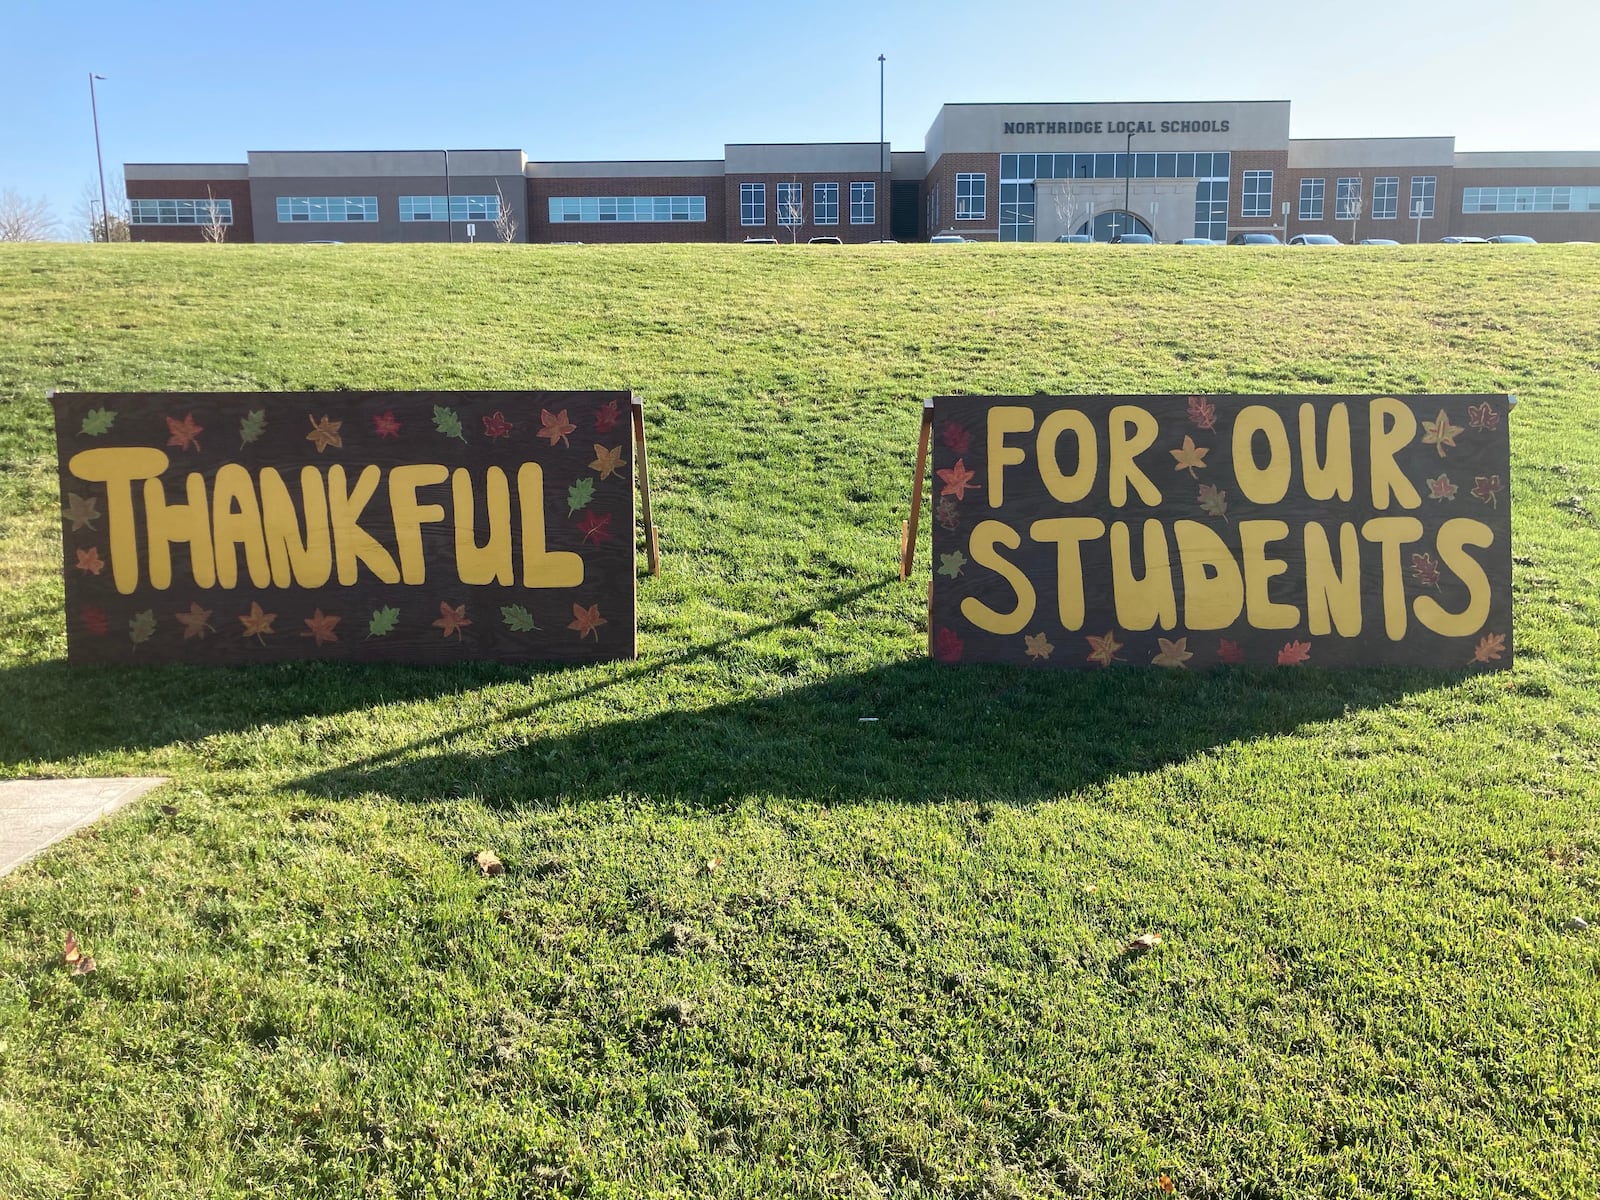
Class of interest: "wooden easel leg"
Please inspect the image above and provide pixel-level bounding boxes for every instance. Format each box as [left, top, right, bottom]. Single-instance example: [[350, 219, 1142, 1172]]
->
[[631, 397, 661, 577], [901, 400, 934, 581]]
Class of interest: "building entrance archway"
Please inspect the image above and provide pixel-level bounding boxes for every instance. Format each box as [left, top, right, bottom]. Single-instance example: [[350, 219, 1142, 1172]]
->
[[1075, 211, 1154, 242]]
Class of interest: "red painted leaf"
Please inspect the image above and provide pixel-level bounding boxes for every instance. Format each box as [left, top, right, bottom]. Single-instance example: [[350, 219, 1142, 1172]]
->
[[576, 510, 615, 545], [482, 411, 513, 440], [594, 399, 621, 433], [1187, 396, 1217, 430], [372, 410, 402, 438], [1216, 638, 1245, 664], [1410, 552, 1442, 588], [933, 626, 964, 663], [1472, 475, 1504, 507], [165, 413, 204, 452], [81, 606, 109, 636], [940, 421, 971, 455]]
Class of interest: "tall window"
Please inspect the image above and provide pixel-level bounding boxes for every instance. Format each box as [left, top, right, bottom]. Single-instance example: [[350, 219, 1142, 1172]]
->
[[1373, 177, 1399, 220], [399, 195, 500, 222], [850, 181, 875, 225], [813, 182, 838, 225], [740, 183, 765, 226], [1194, 180, 1229, 241], [777, 182, 803, 227], [1242, 170, 1273, 218], [548, 196, 706, 223], [130, 198, 232, 225], [1410, 176, 1437, 219], [955, 173, 986, 220], [275, 196, 378, 223], [1299, 178, 1324, 221], [1335, 177, 1362, 221]]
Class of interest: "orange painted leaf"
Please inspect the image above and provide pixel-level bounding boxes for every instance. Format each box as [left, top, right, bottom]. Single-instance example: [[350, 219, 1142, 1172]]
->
[[1421, 408, 1463, 457], [239, 601, 277, 643], [1024, 631, 1054, 660], [1277, 640, 1312, 666], [1473, 632, 1507, 663], [1170, 435, 1209, 478], [1086, 630, 1122, 668], [539, 408, 577, 448], [568, 603, 606, 641], [1153, 636, 1193, 668], [434, 601, 471, 640], [306, 414, 343, 453], [175, 602, 214, 640], [936, 458, 980, 500], [75, 546, 105, 575], [303, 609, 341, 646], [589, 444, 626, 479], [166, 412, 204, 452]]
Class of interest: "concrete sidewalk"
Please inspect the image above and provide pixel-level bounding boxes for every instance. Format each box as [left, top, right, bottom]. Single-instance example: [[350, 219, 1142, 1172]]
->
[[0, 777, 169, 877]]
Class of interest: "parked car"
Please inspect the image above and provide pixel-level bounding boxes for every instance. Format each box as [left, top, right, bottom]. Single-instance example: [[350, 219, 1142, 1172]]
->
[[1054, 234, 1092, 243], [1289, 234, 1340, 245], [1487, 234, 1537, 243], [807, 235, 843, 245], [742, 237, 779, 244], [1358, 238, 1399, 245], [1229, 232, 1282, 245], [1113, 233, 1156, 244], [1176, 237, 1216, 245], [1439, 236, 1489, 244], [929, 234, 966, 243]]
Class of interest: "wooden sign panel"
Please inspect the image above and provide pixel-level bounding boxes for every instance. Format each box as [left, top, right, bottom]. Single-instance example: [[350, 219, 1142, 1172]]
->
[[52, 391, 637, 665], [928, 395, 1512, 670]]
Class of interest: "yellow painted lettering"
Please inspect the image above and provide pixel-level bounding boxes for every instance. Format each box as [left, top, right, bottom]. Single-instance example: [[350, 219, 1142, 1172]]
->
[[1304, 522, 1362, 637], [1109, 520, 1177, 631], [328, 465, 400, 586], [211, 463, 271, 589], [1173, 519, 1244, 630], [143, 473, 215, 590], [1369, 397, 1422, 510], [960, 520, 1036, 634], [1109, 405, 1162, 507], [1036, 409, 1097, 504], [66, 447, 168, 595], [453, 467, 515, 586], [1414, 518, 1495, 637], [516, 463, 584, 588], [1299, 402, 1354, 502], [388, 464, 449, 585], [259, 467, 332, 588], [1030, 516, 1105, 630], [1238, 520, 1299, 630], [986, 406, 1034, 509], [1232, 405, 1292, 504], [1361, 516, 1425, 639]]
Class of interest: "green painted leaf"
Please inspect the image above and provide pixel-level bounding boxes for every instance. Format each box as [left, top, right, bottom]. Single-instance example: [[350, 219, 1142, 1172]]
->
[[239, 409, 267, 447], [367, 606, 401, 637], [129, 610, 156, 647], [432, 405, 466, 442], [567, 477, 595, 514], [80, 408, 115, 436], [938, 550, 967, 579], [501, 605, 540, 632]]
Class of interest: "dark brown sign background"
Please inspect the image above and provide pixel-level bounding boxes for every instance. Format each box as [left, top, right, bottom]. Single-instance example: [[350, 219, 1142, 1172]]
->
[[929, 395, 1513, 670], [52, 391, 636, 665]]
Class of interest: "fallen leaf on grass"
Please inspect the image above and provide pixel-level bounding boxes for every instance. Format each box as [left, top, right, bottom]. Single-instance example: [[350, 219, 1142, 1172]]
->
[[475, 850, 504, 876], [702, 857, 722, 874], [1123, 932, 1163, 955], [1157, 1173, 1176, 1193], [63, 931, 96, 975]]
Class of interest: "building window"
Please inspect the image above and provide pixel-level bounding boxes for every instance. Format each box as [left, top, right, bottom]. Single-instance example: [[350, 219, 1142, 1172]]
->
[[1410, 177, 1437, 219], [999, 181, 1035, 242], [547, 196, 706, 223], [1461, 185, 1600, 213], [1373, 177, 1399, 220], [850, 181, 875, 225], [1299, 178, 1324, 221], [129, 198, 233, 226], [1241, 170, 1273, 218], [776, 182, 803, 227], [399, 195, 501, 222], [1335, 177, 1362, 221], [740, 183, 765, 226], [813, 182, 838, 225], [956, 173, 986, 220], [275, 196, 378, 223], [1194, 180, 1229, 241], [1001, 152, 1228, 182]]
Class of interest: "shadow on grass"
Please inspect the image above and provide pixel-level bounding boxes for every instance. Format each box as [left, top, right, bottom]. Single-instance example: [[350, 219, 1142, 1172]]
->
[[294, 653, 1444, 808]]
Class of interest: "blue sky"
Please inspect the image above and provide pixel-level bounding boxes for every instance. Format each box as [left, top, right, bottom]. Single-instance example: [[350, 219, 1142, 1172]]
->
[[6, 0, 1598, 235]]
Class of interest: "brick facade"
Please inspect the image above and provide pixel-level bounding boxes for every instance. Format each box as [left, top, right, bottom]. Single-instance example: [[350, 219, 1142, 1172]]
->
[[125, 178, 254, 243], [922, 152, 999, 241], [1226, 150, 1290, 239], [721, 171, 891, 243], [1447, 165, 1600, 241], [527, 175, 725, 244]]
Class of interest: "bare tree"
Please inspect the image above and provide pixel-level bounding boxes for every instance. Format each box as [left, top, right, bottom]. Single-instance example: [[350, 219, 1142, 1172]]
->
[[777, 177, 803, 243], [493, 183, 518, 243], [1052, 184, 1081, 241], [201, 187, 228, 244], [1338, 179, 1363, 244], [0, 189, 56, 242], [78, 179, 129, 242]]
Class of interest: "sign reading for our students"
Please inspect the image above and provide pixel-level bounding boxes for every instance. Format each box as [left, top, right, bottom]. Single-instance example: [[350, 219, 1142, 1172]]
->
[[926, 395, 1512, 670], [52, 391, 638, 665]]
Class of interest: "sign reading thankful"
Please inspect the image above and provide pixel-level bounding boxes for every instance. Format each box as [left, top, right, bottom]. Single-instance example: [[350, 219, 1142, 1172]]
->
[[52, 391, 638, 664], [926, 395, 1512, 670]]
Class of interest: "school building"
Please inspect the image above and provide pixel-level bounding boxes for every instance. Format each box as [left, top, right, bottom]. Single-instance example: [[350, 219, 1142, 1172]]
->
[[125, 100, 1600, 245]]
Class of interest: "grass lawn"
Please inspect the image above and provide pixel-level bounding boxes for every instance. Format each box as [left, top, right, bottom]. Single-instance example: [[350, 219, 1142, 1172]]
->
[[0, 241, 1597, 1198]]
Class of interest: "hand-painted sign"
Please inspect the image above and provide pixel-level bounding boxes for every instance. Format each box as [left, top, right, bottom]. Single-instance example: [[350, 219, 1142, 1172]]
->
[[927, 395, 1512, 670], [52, 391, 637, 664]]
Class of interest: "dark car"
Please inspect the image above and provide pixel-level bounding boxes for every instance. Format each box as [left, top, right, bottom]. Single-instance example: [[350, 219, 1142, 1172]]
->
[[1487, 234, 1537, 244], [1289, 234, 1340, 245], [1440, 236, 1489, 244], [1113, 233, 1156, 244], [1358, 238, 1399, 245]]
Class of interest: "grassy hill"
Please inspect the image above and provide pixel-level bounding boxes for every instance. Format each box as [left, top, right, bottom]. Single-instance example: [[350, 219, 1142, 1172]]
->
[[1, 242, 1596, 1198]]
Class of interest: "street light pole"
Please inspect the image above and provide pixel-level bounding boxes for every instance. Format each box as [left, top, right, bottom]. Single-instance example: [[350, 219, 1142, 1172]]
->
[[1120, 131, 1134, 241], [878, 54, 886, 243], [1413, 199, 1424, 244], [443, 149, 452, 243], [89, 73, 109, 244]]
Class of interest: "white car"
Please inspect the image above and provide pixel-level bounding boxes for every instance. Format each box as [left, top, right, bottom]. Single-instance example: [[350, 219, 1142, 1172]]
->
[[1289, 234, 1340, 245]]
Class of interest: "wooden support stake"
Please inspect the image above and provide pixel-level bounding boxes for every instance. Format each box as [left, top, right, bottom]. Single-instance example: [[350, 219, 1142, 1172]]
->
[[901, 399, 935, 581], [631, 397, 660, 576]]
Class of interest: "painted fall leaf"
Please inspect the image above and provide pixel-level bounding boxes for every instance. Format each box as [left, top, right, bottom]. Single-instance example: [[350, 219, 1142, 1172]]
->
[[239, 602, 277, 643], [933, 626, 963, 663], [303, 609, 341, 646], [501, 604, 540, 632], [80, 606, 109, 636], [432, 405, 467, 442], [239, 409, 266, 447], [594, 399, 621, 433], [175, 602, 215, 640], [166, 412, 204, 452], [1472, 474, 1504, 507], [539, 408, 577, 448], [1216, 638, 1245, 664], [1153, 636, 1193, 668], [1085, 630, 1122, 668], [576, 510, 614, 545], [1024, 632, 1054, 660], [482, 411, 513, 440], [306, 414, 343, 454], [937, 550, 966, 578], [1421, 408, 1463, 457], [589, 444, 626, 479], [74, 546, 105, 575], [367, 606, 400, 637], [1467, 400, 1499, 432], [1197, 483, 1228, 521], [372, 410, 402, 438], [936, 458, 980, 500], [1410, 551, 1442, 588], [1427, 473, 1459, 501], [434, 601, 471, 640], [1277, 640, 1312, 666], [1170, 435, 1209, 478], [129, 610, 156, 647], [568, 603, 606, 641], [1186, 395, 1217, 430], [1473, 631, 1507, 663], [568, 477, 596, 514], [80, 408, 115, 436], [934, 496, 960, 530], [64, 493, 101, 531], [940, 421, 971, 455]]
